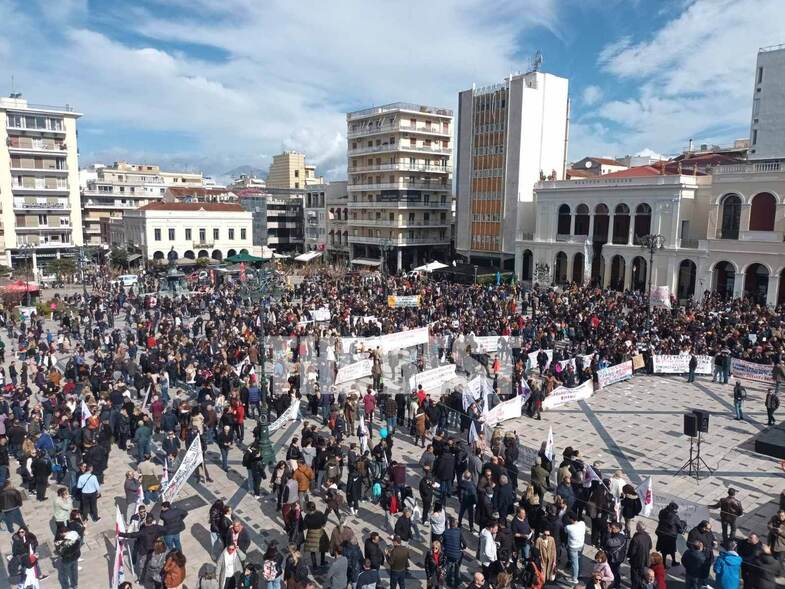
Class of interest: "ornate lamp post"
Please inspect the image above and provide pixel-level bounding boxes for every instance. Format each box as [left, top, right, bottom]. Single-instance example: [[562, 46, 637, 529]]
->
[[238, 265, 284, 466], [639, 234, 665, 331]]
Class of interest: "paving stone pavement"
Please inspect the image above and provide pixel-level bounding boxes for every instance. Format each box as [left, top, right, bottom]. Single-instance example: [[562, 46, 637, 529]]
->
[[1, 319, 783, 587]]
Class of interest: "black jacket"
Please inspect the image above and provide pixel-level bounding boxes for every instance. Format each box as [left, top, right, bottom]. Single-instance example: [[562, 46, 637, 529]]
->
[[433, 452, 456, 482], [120, 523, 164, 554], [753, 553, 780, 589], [627, 531, 652, 568], [364, 539, 384, 570], [160, 507, 187, 534]]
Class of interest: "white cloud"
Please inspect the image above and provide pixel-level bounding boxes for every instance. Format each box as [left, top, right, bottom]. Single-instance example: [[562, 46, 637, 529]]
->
[[586, 0, 785, 157], [581, 85, 603, 106], [0, 0, 559, 177]]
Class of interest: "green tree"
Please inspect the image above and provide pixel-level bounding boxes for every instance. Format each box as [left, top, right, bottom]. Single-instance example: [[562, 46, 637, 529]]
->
[[110, 247, 128, 270], [45, 257, 76, 279]]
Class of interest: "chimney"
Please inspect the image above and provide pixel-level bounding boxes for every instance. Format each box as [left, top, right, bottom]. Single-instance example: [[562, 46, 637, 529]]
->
[[688, 138, 694, 152]]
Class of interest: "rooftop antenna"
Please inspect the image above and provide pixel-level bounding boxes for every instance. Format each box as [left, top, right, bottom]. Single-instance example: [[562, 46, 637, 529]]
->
[[531, 50, 543, 72]]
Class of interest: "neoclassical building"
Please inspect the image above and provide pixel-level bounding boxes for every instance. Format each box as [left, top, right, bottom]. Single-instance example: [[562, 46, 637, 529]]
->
[[515, 162, 785, 305]]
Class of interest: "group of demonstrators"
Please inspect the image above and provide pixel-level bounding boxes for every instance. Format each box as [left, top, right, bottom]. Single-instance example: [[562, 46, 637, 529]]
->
[[0, 266, 782, 589]]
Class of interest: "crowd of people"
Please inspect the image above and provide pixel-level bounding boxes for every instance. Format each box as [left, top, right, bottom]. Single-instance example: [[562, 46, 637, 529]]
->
[[0, 266, 783, 589]]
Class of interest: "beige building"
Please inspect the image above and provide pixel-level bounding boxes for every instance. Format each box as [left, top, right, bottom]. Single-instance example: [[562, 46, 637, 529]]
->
[[516, 161, 785, 305], [346, 102, 453, 271], [266, 151, 323, 189], [325, 181, 349, 266], [0, 95, 83, 270], [160, 170, 204, 187], [81, 161, 167, 247]]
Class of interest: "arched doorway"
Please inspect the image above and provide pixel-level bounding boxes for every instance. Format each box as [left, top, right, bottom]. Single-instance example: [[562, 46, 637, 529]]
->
[[183, 250, 195, 260], [750, 193, 776, 231], [713, 261, 735, 298], [744, 263, 769, 304], [720, 194, 741, 239], [240, 248, 249, 254], [590, 254, 605, 287], [593, 204, 609, 243], [557, 204, 571, 236], [197, 249, 209, 259], [521, 249, 533, 280], [211, 250, 223, 261], [572, 253, 584, 285], [609, 255, 625, 291], [153, 251, 164, 262], [554, 252, 568, 285], [574, 204, 590, 236], [677, 259, 696, 300], [631, 256, 647, 292], [779, 270, 785, 306], [227, 249, 237, 258], [612, 204, 630, 244], [633, 203, 651, 244]]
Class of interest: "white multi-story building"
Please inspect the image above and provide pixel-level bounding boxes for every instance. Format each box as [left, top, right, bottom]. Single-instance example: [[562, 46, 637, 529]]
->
[[749, 44, 785, 161], [81, 161, 167, 247], [0, 95, 83, 269], [121, 202, 253, 263], [516, 161, 785, 306], [455, 71, 570, 270], [346, 102, 453, 271], [160, 170, 204, 187], [325, 181, 349, 266], [304, 184, 327, 253]]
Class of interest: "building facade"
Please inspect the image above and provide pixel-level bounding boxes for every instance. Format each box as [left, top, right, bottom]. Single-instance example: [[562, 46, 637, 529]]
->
[[516, 162, 785, 306], [0, 95, 83, 269], [455, 71, 570, 270], [749, 44, 785, 160], [81, 162, 167, 247], [325, 181, 349, 266], [238, 189, 304, 254], [346, 102, 453, 271], [304, 184, 327, 253], [266, 151, 323, 189], [121, 202, 252, 262]]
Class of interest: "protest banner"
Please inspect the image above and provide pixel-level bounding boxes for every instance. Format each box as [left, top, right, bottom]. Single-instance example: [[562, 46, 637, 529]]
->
[[731, 358, 774, 383], [653, 355, 689, 374], [269, 401, 301, 433], [111, 505, 131, 589], [527, 349, 553, 371], [597, 361, 633, 389], [650, 285, 671, 309], [542, 379, 594, 410], [557, 358, 576, 372], [387, 295, 421, 308], [463, 375, 495, 410], [632, 354, 645, 371], [311, 307, 331, 322], [636, 477, 654, 516], [483, 395, 524, 427], [334, 358, 373, 385], [695, 355, 713, 375], [408, 364, 457, 394], [544, 427, 555, 462], [161, 436, 204, 503], [472, 336, 500, 354]]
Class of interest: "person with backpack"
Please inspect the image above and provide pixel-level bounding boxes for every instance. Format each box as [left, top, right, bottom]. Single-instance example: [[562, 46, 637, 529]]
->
[[262, 541, 284, 589], [765, 388, 780, 425], [733, 380, 747, 420], [54, 529, 81, 589]]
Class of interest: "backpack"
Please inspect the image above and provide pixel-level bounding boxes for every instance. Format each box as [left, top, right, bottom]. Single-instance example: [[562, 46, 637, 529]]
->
[[389, 494, 399, 514], [371, 482, 382, 501], [328, 415, 337, 430], [263, 560, 277, 581]]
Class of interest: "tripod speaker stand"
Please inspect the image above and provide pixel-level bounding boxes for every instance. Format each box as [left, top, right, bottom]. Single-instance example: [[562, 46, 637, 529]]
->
[[676, 412, 714, 480]]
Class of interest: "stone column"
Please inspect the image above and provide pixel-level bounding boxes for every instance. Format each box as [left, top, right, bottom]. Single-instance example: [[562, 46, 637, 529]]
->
[[588, 214, 595, 242], [623, 257, 633, 290], [766, 273, 779, 307], [608, 214, 615, 245], [566, 254, 574, 284], [570, 214, 576, 242], [733, 272, 745, 299], [628, 217, 635, 245], [397, 248, 403, 272]]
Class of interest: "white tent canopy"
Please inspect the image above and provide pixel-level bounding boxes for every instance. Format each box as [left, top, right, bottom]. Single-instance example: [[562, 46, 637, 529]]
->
[[294, 251, 322, 262], [412, 261, 449, 273]]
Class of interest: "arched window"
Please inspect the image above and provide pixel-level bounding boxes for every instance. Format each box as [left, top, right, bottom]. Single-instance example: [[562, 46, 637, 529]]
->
[[633, 203, 651, 243], [557, 204, 571, 236], [613, 204, 630, 244], [593, 204, 609, 242], [554, 252, 568, 285], [574, 204, 590, 235], [720, 194, 741, 239], [749, 192, 776, 231]]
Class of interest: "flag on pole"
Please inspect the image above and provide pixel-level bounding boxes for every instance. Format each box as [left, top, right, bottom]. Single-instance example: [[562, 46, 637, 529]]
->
[[584, 464, 601, 486], [135, 478, 144, 507], [161, 435, 203, 503], [636, 476, 654, 517], [161, 457, 169, 488], [111, 505, 127, 589], [544, 426, 555, 462], [80, 399, 92, 428]]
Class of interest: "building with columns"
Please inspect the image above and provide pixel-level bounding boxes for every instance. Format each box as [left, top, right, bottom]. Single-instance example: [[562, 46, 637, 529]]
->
[[516, 162, 785, 306]]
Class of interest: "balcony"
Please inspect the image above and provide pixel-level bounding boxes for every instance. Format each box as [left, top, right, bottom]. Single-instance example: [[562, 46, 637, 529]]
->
[[349, 163, 451, 174], [7, 123, 65, 135], [348, 143, 451, 156], [348, 200, 451, 209], [347, 102, 453, 121], [348, 235, 449, 246], [13, 200, 69, 211], [347, 122, 450, 139], [348, 181, 450, 192], [712, 162, 782, 175], [7, 140, 68, 155], [15, 241, 75, 250], [82, 200, 138, 210], [350, 219, 451, 228], [12, 181, 69, 193], [15, 225, 72, 232], [9, 166, 68, 175]]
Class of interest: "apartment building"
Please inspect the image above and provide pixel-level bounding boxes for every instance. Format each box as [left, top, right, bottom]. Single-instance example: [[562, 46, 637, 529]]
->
[[81, 161, 167, 247], [346, 102, 453, 271], [325, 181, 349, 266], [160, 169, 204, 187], [0, 95, 83, 270], [121, 202, 252, 262], [237, 188, 304, 255], [304, 184, 327, 253], [266, 151, 323, 189], [455, 71, 569, 270], [749, 44, 785, 160]]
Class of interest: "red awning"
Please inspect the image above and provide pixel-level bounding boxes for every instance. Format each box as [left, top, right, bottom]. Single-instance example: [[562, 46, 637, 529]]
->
[[2, 280, 40, 294]]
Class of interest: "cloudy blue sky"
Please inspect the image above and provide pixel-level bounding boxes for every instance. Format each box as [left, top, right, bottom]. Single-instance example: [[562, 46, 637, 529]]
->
[[1, 0, 783, 180]]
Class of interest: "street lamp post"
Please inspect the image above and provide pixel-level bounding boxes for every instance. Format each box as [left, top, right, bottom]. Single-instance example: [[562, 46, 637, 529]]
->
[[19, 244, 34, 306], [78, 246, 92, 333], [639, 234, 665, 331], [238, 265, 284, 467]]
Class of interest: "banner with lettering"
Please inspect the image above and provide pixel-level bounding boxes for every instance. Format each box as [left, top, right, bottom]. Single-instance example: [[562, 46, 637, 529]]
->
[[731, 358, 774, 383], [334, 358, 373, 385], [387, 295, 422, 308], [597, 361, 633, 389], [161, 436, 204, 503], [542, 379, 594, 410], [408, 364, 457, 394], [527, 349, 553, 371], [484, 394, 525, 427]]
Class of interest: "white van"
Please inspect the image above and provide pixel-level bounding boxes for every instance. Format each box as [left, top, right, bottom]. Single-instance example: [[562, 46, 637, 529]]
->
[[113, 274, 139, 287]]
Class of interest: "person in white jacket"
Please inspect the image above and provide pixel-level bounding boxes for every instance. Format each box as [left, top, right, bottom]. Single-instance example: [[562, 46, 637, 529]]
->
[[609, 470, 626, 521], [478, 521, 498, 579]]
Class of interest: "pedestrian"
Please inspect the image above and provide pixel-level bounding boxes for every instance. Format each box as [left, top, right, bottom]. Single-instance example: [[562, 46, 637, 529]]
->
[[765, 388, 779, 425], [737, 532, 763, 588], [324, 545, 347, 589], [654, 502, 683, 567], [708, 487, 743, 547], [54, 529, 81, 589], [160, 501, 187, 551], [604, 521, 626, 589], [687, 353, 697, 383], [682, 540, 709, 589], [216, 544, 243, 589], [216, 425, 235, 472], [0, 481, 27, 533], [75, 464, 101, 522], [753, 545, 780, 589], [628, 522, 652, 589], [565, 512, 586, 584], [713, 541, 742, 589], [52, 487, 72, 534], [385, 534, 410, 589], [733, 380, 747, 420]]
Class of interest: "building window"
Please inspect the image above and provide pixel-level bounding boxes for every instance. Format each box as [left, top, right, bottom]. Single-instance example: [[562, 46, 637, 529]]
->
[[228, 228, 235, 240], [185, 228, 192, 240], [241, 228, 247, 240], [757, 66, 763, 84], [154, 228, 161, 241], [294, 170, 300, 178], [752, 129, 758, 145], [213, 228, 219, 240], [199, 228, 206, 242], [168, 228, 175, 240]]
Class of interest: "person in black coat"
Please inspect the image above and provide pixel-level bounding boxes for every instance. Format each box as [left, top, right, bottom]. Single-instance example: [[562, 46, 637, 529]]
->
[[346, 470, 362, 515], [160, 501, 187, 551], [737, 531, 763, 588], [655, 502, 684, 567], [686, 520, 716, 571], [752, 546, 781, 589], [364, 532, 385, 571], [433, 451, 456, 503], [495, 476, 515, 524], [627, 522, 652, 589], [30, 451, 51, 501]]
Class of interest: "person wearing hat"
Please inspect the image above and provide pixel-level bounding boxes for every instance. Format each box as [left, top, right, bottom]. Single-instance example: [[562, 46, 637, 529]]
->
[[708, 488, 744, 548]]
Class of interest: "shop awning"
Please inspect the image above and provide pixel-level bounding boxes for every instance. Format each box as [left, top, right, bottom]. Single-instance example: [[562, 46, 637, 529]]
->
[[294, 251, 323, 263], [351, 258, 382, 266], [127, 253, 142, 262]]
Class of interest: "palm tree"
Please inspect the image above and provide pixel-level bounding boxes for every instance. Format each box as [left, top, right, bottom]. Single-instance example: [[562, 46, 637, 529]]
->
[[110, 247, 128, 270]]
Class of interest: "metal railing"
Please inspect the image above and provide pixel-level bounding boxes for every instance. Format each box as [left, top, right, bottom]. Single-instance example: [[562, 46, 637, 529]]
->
[[349, 163, 451, 174], [347, 102, 452, 120], [348, 123, 449, 138], [349, 143, 451, 156], [348, 181, 451, 192], [348, 200, 451, 209]]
